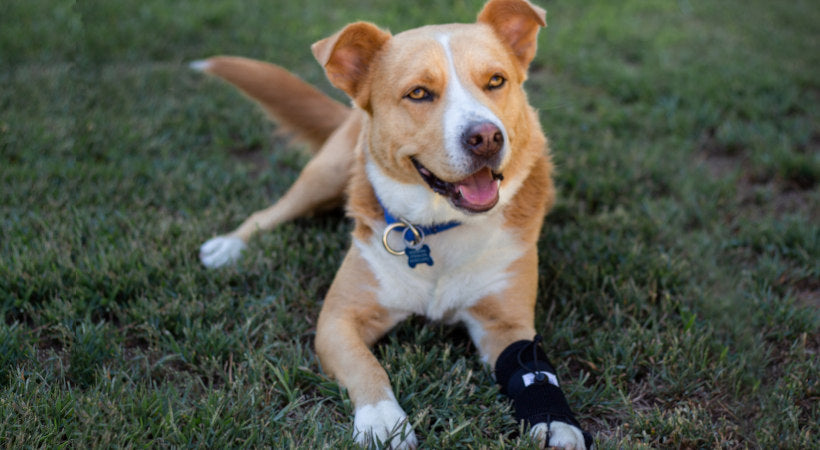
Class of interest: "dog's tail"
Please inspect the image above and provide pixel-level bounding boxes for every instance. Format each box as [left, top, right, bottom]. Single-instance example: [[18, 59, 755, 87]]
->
[[191, 56, 351, 152]]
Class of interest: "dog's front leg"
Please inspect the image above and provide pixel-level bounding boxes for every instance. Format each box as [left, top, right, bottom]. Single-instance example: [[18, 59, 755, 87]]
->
[[316, 248, 416, 449], [460, 252, 592, 450]]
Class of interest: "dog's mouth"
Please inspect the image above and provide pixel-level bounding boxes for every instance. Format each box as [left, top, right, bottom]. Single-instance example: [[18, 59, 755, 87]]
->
[[412, 159, 503, 213]]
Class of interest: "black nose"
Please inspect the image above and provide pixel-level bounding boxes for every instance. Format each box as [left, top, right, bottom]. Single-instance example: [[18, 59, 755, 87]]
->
[[462, 122, 504, 158]]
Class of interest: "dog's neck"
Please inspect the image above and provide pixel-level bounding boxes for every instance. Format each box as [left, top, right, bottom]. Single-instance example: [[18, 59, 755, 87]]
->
[[377, 195, 461, 237]]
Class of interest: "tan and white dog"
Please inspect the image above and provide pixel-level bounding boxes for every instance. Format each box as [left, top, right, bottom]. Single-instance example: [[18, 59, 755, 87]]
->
[[194, 0, 590, 448]]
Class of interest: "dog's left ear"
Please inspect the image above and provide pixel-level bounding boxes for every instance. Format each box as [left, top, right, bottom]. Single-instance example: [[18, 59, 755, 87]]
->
[[478, 0, 546, 70], [312, 22, 392, 109]]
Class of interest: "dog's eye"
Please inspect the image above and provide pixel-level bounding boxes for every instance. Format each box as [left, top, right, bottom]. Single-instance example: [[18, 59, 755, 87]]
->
[[405, 87, 433, 102], [487, 75, 506, 90]]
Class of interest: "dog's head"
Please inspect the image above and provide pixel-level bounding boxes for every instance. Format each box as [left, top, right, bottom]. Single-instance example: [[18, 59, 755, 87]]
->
[[313, 0, 546, 221]]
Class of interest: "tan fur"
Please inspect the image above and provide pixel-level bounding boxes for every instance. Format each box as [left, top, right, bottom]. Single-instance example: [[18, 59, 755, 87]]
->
[[315, 245, 406, 406], [196, 1, 585, 448], [312, 22, 392, 112], [227, 114, 361, 242], [467, 248, 539, 365], [201, 56, 351, 150], [477, 0, 547, 67]]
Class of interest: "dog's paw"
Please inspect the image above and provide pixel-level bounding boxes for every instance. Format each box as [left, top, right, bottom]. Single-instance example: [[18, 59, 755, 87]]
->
[[199, 235, 246, 268], [353, 399, 417, 449], [531, 421, 589, 450]]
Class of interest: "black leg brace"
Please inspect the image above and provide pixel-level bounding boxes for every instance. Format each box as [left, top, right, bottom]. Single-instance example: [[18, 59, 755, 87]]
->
[[495, 335, 593, 449]]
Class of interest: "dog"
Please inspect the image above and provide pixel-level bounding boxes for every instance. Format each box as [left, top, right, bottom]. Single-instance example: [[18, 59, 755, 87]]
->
[[193, 0, 591, 448]]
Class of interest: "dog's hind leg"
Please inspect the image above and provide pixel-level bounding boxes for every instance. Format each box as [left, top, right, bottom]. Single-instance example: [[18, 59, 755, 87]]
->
[[200, 113, 361, 268]]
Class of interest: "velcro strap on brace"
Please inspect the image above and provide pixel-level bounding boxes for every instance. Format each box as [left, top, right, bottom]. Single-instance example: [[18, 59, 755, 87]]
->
[[495, 337, 594, 449]]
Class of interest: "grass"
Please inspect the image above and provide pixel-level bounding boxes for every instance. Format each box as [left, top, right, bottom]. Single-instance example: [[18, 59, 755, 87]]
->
[[1, 0, 818, 447]]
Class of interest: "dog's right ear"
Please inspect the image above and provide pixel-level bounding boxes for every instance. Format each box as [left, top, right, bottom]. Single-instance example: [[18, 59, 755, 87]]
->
[[312, 22, 391, 109]]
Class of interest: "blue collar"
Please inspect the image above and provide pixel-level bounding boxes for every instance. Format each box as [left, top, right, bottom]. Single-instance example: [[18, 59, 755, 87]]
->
[[377, 196, 461, 268], [379, 198, 461, 242]]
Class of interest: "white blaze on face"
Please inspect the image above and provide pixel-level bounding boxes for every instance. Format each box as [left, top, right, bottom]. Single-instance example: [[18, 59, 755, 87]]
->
[[436, 33, 509, 174]]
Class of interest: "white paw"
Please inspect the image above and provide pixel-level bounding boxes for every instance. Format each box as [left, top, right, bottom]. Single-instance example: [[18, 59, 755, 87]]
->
[[199, 235, 247, 268], [353, 399, 417, 449], [531, 421, 588, 450]]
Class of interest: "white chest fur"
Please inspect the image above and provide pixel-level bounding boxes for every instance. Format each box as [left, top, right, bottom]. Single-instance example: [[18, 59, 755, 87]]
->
[[355, 213, 526, 321], [361, 144, 530, 320]]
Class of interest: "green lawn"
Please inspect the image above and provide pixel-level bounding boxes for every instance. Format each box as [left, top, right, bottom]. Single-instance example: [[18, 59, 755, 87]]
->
[[1, 0, 818, 447]]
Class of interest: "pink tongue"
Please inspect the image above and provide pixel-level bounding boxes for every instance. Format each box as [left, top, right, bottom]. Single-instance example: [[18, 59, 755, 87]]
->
[[456, 168, 499, 206]]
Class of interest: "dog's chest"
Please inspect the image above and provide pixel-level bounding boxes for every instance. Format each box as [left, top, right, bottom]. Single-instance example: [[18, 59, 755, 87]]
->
[[356, 216, 526, 320]]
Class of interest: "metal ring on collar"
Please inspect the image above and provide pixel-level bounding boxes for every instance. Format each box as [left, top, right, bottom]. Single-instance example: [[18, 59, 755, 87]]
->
[[382, 220, 424, 256]]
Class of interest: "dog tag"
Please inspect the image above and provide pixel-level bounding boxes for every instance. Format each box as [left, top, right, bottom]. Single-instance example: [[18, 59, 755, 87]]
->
[[406, 244, 433, 268]]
